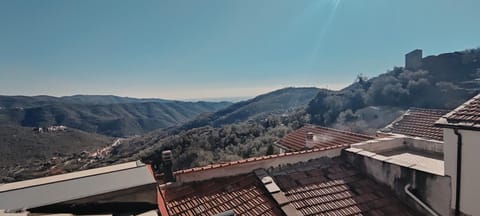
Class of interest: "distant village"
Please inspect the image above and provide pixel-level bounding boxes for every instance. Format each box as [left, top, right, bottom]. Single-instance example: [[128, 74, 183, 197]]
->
[[32, 125, 68, 133]]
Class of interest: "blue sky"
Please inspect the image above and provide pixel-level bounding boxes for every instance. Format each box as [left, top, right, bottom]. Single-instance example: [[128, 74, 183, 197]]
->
[[0, 0, 479, 100]]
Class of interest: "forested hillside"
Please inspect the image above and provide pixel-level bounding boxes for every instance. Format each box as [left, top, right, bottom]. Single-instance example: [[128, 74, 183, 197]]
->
[[105, 110, 308, 171], [180, 87, 321, 130], [0, 97, 231, 137], [307, 48, 480, 131], [0, 125, 114, 182]]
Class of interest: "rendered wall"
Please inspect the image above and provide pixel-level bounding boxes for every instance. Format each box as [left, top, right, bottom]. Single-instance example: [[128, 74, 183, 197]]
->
[[344, 150, 451, 216], [444, 128, 480, 215]]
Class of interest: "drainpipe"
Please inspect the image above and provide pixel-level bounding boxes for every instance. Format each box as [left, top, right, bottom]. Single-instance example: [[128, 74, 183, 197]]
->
[[404, 184, 439, 216], [453, 129, 463, 216]]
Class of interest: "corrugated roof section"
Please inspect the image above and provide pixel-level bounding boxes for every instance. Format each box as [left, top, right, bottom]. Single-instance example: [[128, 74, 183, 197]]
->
[[276, 125, 374, 151]]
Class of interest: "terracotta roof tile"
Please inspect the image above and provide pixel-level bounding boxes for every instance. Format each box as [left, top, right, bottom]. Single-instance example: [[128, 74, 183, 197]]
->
[[381, 108, 448, 141], [272, 159, 420, 216], [160, 174, 283, 216], [436, 94, 480, 129], [277, 125, 374, 151]]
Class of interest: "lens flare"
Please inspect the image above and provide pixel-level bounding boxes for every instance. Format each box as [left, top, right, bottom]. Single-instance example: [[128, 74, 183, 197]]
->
[[309, 0, 341, 63]]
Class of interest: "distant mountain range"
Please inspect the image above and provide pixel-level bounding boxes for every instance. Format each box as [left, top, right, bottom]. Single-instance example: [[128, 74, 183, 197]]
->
[[0, 95, 171, 108], [0, 88, 319, 137], [0, 95, 231, 137], [180, 87, 321, 130]]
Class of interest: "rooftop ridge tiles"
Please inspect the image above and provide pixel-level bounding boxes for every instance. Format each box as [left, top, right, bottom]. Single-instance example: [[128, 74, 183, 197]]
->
[[253, 168, 303, 216], [303, 124, 376, 139], [408, 107, 450, 113], [173, 146, 339, 175], [280, 132, 368, 146]]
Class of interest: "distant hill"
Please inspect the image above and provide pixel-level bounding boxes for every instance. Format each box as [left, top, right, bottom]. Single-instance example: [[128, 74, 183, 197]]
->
[[82, 111, 309, 173], [307, 48, 480, 129], [0, 95, 231, 137], [0, 95, 170, 108], [181, 87, 322, 129], [62, 87, 320, 171], [0, 126, 114, 169]]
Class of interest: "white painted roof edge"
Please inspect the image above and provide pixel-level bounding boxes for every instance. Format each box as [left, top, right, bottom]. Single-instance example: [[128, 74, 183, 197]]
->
[[0, 161, 146, 192]]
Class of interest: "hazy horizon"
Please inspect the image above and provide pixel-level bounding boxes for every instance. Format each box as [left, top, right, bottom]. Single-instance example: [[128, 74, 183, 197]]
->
[[1, 0, 479, 99], [0, 84, 341, 102]]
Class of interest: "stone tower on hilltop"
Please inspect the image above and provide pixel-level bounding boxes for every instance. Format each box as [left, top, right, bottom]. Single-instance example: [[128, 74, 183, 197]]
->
[[405, 49, 423, 70]]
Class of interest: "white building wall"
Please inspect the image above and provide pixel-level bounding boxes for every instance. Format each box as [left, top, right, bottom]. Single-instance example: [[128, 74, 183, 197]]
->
[[444, 128, 480, 215]]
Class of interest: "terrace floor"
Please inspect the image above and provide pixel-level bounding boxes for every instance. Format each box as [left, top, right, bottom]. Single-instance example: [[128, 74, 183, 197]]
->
[[380, 148, 444, 175]]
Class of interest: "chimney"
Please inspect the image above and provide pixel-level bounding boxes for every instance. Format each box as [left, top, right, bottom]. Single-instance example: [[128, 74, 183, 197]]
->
[[162, 150, 175, 182], [306, 132, 315, 149]]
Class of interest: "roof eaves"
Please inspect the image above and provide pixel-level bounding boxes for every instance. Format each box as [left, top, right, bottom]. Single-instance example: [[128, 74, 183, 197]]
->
[[438, 94, 480, 123], [434, 118, 480, 131], [157, 187, 170, 216], [0, 161, 149, 193]]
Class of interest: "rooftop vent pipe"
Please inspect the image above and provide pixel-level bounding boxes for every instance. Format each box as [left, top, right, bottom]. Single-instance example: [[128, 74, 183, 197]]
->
[[306, 132, 315, 149], [162, 150, 175, 182]]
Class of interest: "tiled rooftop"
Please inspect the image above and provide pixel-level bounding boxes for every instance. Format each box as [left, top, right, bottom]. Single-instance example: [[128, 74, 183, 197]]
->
[[159, 156, 419, 216], [272, 158, 419, 216], [276, 125, 374, 151], [159, 174, 283, 216], [436, 94, 480, 129], [380, 108, 449, 141]]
